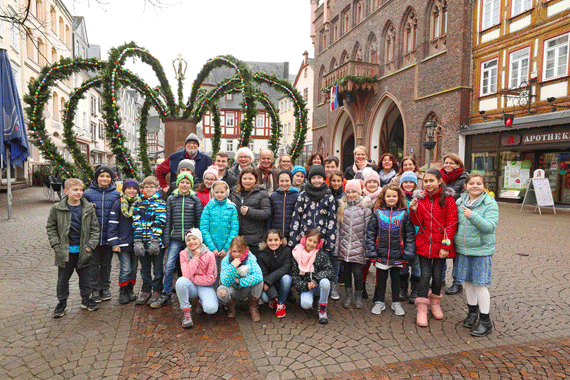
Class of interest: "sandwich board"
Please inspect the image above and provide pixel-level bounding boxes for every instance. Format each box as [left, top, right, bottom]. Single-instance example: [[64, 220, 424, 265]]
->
[[520, 169, 556, 215]]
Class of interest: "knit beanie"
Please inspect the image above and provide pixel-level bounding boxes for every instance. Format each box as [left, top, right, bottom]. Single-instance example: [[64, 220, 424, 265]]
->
[[178, 159, 195, 173], [122, 178, 139, 191], [363, 168, 380, 186], [185, 228, 207, 252], [202, 167, 219, 181], [292, 166, 306, 177], [94, 166, 114, 182], [345, 179, 362, 195], [278, 170, 293, 181], [307, 164, 326, 182], [399, 171, 418, 185], [176, 172, 194, 187], [185, 133, 200, 146], [211, 180, 230, 198]]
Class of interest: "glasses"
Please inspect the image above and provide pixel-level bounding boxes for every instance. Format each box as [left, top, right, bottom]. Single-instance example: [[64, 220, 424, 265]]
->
[[443, 161, 457, 166], [204, 177, 216, 182], [143, 185, 157, 189]]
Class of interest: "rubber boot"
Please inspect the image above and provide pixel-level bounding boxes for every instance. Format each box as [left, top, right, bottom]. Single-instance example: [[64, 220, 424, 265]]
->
[[226, 299, 237, 318], [408, 276, 420, 304], [127, 283, 137, 302], [463, 304, 479, 328], [249, 297, 261, 322], [415, 297, 430, 327], [118, 286, 130, 304], [342, 287, 353, 308], [428, 291, 444, 320], [398, 273, 409, 301], [354, 290, 364, 309]]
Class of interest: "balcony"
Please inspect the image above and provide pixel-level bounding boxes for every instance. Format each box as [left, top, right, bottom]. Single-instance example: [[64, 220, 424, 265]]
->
[[323, 60, 379, 90]]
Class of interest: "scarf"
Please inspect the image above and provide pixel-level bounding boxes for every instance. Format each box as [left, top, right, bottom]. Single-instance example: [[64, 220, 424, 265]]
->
[[363, 186, 381, 202], [292, 237, 323, 275], [378, 169, 396, 186], [120, 193, 140, 218], [260, 165, 274, 189], [403, 190, 414, 200], [304, 182, 329, 202], [440, 167, 464, 184], [329, 184, 344, 198], [352, 161, 368, 177], [464, 192, 486, 208]]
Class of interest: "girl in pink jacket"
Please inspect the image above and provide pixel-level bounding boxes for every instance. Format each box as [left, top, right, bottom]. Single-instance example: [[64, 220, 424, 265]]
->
[[175, 228, 218, 328]]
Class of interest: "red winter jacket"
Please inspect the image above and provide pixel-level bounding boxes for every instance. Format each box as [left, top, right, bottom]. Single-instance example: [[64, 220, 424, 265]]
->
[[410, 187, 458, 259]]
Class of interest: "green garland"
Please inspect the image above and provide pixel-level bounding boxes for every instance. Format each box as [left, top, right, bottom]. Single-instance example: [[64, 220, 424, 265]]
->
[[210, 104, 221, 157], [255, 92, 281, 155], [321, 74, 379, 93], [138, 97, 153, 177]]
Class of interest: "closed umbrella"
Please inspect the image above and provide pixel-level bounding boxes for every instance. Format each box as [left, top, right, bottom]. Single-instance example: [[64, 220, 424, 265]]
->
[[1, 48, 31, 219]]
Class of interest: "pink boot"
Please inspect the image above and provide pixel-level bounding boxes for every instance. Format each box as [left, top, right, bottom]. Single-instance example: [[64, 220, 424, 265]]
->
[[429, 291, 444, 320], [415, 297, 430, 327]]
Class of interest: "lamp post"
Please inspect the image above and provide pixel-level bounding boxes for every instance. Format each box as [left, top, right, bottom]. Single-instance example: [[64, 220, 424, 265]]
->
[[422, 120, 437, 169]]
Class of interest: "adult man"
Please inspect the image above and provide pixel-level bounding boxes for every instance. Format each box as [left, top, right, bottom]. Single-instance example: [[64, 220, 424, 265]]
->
[[214, 151, 237, 190], [256, 149, 279, 194], [156, 133, 212, 192], [277, 154, 293, 171]]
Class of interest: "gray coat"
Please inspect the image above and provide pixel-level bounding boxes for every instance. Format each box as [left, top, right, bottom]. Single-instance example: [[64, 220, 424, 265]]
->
[[163, 192, 203, 246], [334, 196, 373, 265]]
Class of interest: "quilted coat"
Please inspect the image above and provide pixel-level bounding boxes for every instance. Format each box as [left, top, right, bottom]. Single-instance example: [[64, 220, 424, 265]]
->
[[291, 250, 334, 293], [229, 185, 271, 247], [410, 188, 458, 259], [454, 192, 499, 257], [200, 198, 239, 253], [268, 189, 299, 237], [163, 192, 203, 246], [133, 192, 166, 247], [83, 180, 120, 246], [219, 252, 263, 289], [334, 196, 373, 265], [107, 198, 135, 250]]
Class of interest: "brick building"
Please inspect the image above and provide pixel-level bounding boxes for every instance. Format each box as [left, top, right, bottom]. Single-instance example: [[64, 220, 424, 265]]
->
[[310, 0, 471, 170], [463, 0, 570, 204]]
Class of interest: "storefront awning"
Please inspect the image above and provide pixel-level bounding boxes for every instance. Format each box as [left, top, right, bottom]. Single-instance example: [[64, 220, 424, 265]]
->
[[461, 110, 570, 136]]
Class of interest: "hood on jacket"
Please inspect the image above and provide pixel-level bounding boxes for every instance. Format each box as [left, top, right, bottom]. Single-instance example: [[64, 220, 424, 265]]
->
[[89, 179, 117, 193], [413, 187, 455, 199]]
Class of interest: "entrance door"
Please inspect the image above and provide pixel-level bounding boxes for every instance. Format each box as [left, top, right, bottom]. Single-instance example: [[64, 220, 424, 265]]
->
[[342, 135, 355, 172], [388, 115, 404, 161]]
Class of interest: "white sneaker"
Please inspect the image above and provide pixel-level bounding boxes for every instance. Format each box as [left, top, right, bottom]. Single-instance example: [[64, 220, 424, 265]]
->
[[391, 302, 405, 316], [371, 301, 386, 315]]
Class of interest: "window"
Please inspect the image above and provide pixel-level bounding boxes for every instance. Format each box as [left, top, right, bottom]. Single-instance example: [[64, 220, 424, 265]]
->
[[482, 0, 500, 30], [342, 9, 350, 34], [36, 0, 45, 20], [60, 98, 66, 119], [58, 17, 64, 39], [65, 25, 70, 47], [99, 122, 105, 139], [510, 47, 530, 88], [303, 88, 309, 101], [481, 58, 498, 95], [355, 1, 363, 23], [384, 24, 395, 63], [149, 145, 155, 153], [226, 112, 234, 127], [11, 23, 19, 51], [431, 1, 446, 39], [256, 114, 265, 128], [91, 123, 97, 140], [226, 140, 234, 152], [405, 11, 417, 52], [226, 93, 233, 101], [52, 92, 59, 121], [38, 38, 46, 66], [91, 95, 97, 115], [50, 6, 56, 31], [51, 47, 57, 63], [304, 68, 308, 78], [26, 29, 34, 60], [512, 0, 532, 17], [544, 34, 569, 80]]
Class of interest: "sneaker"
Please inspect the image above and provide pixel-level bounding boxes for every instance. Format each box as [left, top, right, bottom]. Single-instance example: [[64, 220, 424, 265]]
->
[[52, 301, 67, 318], [147, 291, 160, 305], [92, 290, 102, 303], [391, 302, 405, 316], [150, 293, 171, 308], [182, 308, 193, 328], [267, 300, 277, 309], [135, 291, 151, 305], [100, 289, 112, 301], [318, 304, 328, 324], [330, 283, 340, 300], [81, 298, 99, 311], [371, 301, 386, 315], [275, 303, 286, 318]]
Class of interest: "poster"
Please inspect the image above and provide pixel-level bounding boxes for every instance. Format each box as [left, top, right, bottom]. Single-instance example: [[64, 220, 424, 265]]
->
[[504, 160, 531, 189]]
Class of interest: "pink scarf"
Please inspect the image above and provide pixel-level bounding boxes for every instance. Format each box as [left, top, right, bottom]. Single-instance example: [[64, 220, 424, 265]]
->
[[364, 186, 381, 202], [292, 237, 323, 275]]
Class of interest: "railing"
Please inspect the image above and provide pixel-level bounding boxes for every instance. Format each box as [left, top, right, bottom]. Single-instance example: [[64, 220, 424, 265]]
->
[[323, 61, 379, 88]]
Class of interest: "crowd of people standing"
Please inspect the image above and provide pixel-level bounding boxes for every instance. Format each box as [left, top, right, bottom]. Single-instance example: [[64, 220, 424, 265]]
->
[[47, 134, 498, 336]]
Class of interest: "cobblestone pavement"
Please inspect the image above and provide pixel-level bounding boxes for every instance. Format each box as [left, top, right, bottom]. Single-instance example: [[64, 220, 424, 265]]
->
[[1, 187, 569, 379]]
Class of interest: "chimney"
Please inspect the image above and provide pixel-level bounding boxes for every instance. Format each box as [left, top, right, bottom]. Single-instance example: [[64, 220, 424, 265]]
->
[[303, 50, 309, 64]]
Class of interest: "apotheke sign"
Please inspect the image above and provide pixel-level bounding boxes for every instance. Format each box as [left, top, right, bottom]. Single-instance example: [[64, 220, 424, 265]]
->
[[523, 131, 570, 144]]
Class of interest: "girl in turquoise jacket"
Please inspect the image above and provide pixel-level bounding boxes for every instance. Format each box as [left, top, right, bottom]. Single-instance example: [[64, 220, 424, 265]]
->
[[454, 172, 499, 338]]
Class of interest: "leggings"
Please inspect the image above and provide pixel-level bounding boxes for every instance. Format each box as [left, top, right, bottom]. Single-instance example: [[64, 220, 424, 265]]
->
[[464, 282, 491, 314], [418, 256, 445, 297], [373, 267, 400, 303], [343, 262, 364, 291]]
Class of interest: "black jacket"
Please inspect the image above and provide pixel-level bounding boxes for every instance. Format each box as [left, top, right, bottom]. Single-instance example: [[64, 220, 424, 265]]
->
[[163, 192, 203, 246], [291, 250, 334, 293], [229, 185, 271, 247], [257, 245, 292, 300], [445, 171, 468, 200]]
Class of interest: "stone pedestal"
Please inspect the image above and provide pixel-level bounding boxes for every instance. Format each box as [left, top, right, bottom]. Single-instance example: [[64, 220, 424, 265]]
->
[[164, 118, 196, 157]]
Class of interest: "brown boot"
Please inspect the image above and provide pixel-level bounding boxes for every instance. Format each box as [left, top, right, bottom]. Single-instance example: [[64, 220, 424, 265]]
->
[[226, 299, 237, 318], [248, 297, 261, 322]]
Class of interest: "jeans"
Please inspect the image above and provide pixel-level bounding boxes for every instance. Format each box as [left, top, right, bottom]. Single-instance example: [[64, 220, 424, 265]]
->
[[399, 254, 421, 278], [343, 262, 364, 291], [327, 252, 339, 283], [217, 282, 264, 304], [300, 278, 330, 309], [442, 258, 458, 284], [57, 252, 91, 302], [118, 250, 138, 285], [90, 245, 113, 292], [374, 267, 400, 303], [418, 255, 445, 298], [261, 275, 292, 304], [175, 277, 219, 314], [139, 250, 164, 292], [163, 240, 186, 295]]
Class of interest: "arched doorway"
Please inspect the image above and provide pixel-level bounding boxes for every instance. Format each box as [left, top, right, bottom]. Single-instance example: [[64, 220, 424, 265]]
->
[[342, 134, 355, 172], [370, 95, 405, 163], [388, 115, 404, 161], [332, 110, 356, 171]]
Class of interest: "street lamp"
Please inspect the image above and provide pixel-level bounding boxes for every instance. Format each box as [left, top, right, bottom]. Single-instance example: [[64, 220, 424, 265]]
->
[[422, 120, 437, 169]]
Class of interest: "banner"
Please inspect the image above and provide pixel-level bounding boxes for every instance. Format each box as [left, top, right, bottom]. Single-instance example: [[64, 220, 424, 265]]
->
[[330, 84, 338, 111]]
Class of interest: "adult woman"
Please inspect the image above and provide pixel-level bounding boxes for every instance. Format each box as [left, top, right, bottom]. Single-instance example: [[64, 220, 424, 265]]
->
[[377, 153, 398, 186], [229, 167, 271, 257], [229, 147, 255, 179], [343, 146, 375, 180], [195, 167, 219, 208], [305, 152, 324, 174], [391, 156, 424, 189]]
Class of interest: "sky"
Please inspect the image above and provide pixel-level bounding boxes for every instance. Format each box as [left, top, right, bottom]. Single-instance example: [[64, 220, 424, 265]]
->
[[62, 0, 314, 96]]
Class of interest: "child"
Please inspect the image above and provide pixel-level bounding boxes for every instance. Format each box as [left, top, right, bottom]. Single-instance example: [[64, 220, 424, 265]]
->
[[409, 168, 458, 327], [289, 165, 338, 301], [153, 172, 203, 308], [175, 228, 219, 328], [83, 166, 121, 303], [217, 236, 264, 322], [200, 180, 239, 289], [47, 178, 100, 317], [196, 167, 219, 208], [398, 171, 422, 304], [323, 155, 340, 181], [360, 168, 381, 299], [268, 170, 299, 238], [258, 230, 292, 318], [133, 176, 167, 306], [365, 184, 416, 316], [328, 170, 345, 206], [291, 166, 306, 192], [164, 159, 196, 199], [108, 178, 141, 304], [291, 229, 334, 324], [454, 173, 498, 337]]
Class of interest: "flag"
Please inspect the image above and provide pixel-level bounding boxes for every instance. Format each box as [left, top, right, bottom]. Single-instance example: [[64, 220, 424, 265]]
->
[[330, 84, 339, 111]]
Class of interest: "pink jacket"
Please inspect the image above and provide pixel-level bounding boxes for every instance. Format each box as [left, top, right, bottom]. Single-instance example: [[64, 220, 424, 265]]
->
[[180, 248, 217, 286]]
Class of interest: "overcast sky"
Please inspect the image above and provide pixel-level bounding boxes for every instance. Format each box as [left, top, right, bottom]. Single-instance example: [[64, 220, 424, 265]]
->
[[63, 0, 313, 96]]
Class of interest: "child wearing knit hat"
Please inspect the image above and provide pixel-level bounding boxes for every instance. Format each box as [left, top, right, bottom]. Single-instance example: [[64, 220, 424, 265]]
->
[[195, 167, 219, 208], [291, 166, 306, 192], [360, 167, 381, 300]]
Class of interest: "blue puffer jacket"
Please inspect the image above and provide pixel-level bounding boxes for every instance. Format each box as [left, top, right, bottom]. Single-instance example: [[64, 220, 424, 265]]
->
[[200, 198, 239, 252], [268, 189, 299, 237], [107, 197, 136, 251], [83, 180, 120, 246]]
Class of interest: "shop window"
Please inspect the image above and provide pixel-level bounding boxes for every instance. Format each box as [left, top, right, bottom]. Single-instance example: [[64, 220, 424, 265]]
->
[[510, 47, 530, 88], [512, 0, 532, 17], [498, 151, 533, 199], [482, 0, 500, 30], [543, 33, 569, 81], [471, 152, 498, 194], [480, 58, 498, 96]]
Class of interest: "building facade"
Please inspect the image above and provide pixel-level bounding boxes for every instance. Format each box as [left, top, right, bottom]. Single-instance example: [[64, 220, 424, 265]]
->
[[464, 0, 570, 204], [311, 0, 471, 170]]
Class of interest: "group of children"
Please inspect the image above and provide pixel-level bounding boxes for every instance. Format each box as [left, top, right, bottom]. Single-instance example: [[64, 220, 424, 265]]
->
[[48, 149, 498, 337]]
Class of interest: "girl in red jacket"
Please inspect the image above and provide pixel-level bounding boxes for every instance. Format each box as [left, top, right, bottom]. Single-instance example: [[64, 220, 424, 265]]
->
[[409, 169, 458, 327]]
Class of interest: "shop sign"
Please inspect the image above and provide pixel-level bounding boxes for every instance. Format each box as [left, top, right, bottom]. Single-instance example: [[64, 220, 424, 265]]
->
[[471, 134, 499, 151], [501, 134, 521, 146], [523, 131, 570, 145]]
